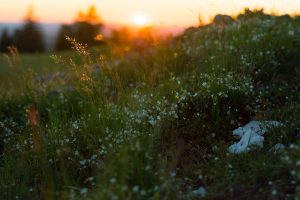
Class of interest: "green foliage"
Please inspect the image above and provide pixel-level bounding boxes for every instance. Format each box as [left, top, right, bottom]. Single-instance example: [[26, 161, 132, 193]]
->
[[0, 29, 14, 52], [0, 9, 300, 200]]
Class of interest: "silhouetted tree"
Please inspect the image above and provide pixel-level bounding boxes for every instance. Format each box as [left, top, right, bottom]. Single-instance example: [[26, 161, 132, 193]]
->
[[110, 27, 132, 45], [55, 5, 103, 51], [75, 5, 100, 24], [237, 8, 269, 20], [73, 22, 102, 46], [14, 6, 45, 52], [54, 25, 74, 51], [136, 27, 154, 47], [0, 29, 14, 52]]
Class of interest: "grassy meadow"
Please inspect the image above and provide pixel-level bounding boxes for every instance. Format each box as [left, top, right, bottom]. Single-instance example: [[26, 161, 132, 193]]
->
[[1, 10, 300, 199]]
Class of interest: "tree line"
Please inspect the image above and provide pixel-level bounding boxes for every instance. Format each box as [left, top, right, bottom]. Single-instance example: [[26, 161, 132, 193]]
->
[[0, 5, 103, 53]]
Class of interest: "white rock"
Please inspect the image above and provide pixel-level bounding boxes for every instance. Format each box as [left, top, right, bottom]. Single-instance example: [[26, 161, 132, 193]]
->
[[228, 120, 283, 154], [192, 186, 207, 197], [229, 129, 264, 154], [232, 121, 266, 137]]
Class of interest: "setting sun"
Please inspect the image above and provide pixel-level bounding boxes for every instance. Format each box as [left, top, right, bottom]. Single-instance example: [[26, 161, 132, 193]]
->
[[133, 14, 147, 26]]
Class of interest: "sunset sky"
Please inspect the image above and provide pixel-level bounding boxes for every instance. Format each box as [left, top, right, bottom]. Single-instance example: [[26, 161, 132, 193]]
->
[[0, 0, 300, 26]]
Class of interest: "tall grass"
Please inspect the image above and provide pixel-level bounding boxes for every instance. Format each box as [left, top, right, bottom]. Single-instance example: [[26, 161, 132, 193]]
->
[[0, 10, 300, 199]]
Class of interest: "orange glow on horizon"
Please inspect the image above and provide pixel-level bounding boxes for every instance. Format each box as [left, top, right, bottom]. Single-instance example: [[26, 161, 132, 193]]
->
[[0, 0, 300, 27]]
